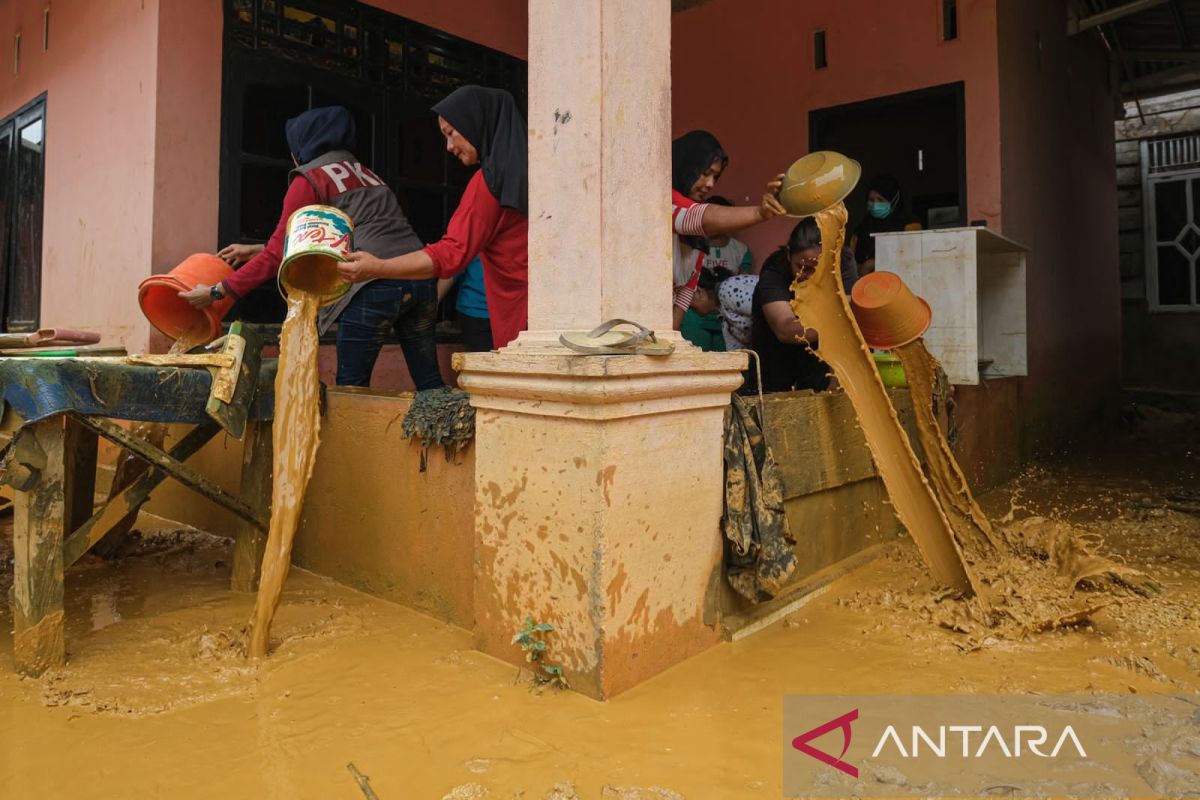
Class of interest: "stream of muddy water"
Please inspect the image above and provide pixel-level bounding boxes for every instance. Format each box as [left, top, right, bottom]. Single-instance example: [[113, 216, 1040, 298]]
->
[[247, 291, 322, 657]]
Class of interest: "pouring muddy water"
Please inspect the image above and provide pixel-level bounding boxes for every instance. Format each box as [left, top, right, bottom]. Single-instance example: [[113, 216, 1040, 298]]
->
[[246, 204, 352, 657], [783, 169, 1148, 633]]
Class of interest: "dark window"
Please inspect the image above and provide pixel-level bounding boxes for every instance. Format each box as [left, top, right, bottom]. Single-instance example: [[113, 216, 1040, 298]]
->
[[814, 30, 827, 70], [220, 0, 527, 323], [942, 0, 958, 41], [0, 95, 46, 332]]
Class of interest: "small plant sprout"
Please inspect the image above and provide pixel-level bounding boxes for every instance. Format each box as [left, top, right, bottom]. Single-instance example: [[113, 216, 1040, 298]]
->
[[511, 616, 569, 690]]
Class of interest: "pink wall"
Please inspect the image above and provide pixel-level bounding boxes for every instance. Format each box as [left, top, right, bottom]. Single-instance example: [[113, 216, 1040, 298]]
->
[[0, 0, 161, 348], [996, 0, 1120, 449], [670, 0, 1002, 268]]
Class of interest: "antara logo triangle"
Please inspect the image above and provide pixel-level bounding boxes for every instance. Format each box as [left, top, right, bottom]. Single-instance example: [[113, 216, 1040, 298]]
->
[[792, 708, 859, 778]]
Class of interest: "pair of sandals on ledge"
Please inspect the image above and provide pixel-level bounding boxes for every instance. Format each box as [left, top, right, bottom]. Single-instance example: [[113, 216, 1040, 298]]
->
[[559, 319, 675, 356]]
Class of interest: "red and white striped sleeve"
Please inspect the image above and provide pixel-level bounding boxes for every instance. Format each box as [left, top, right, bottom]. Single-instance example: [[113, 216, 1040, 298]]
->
[[672, 250, 704, 310], [672, 190, 708, 236]]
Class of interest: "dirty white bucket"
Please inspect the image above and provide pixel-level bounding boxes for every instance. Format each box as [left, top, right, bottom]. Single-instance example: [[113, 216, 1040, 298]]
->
[[277, 204, 353, 306]]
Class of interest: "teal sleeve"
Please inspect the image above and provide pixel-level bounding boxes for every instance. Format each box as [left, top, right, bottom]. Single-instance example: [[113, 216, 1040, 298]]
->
[[739, 248, 754, 273]]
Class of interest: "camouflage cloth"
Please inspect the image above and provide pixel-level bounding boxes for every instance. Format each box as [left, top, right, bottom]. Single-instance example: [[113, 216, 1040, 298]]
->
[[401, 387, 476, 472], [722, 395, 797, 601]]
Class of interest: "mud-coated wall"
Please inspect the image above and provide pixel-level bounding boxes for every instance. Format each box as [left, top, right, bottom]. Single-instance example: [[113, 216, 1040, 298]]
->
[[145, 389, 476, 626]]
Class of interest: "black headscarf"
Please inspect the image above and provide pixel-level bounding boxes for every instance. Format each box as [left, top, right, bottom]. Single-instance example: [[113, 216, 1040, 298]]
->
[[867, 173, 901, 204], [433, 86, 528, 215], [671, 130, 728, 198], [286, 106, 357, 165]]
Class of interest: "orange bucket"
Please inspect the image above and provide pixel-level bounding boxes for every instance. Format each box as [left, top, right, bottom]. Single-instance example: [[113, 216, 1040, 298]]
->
[[137, 254, 235, 344], [849, 271, 932, 350]]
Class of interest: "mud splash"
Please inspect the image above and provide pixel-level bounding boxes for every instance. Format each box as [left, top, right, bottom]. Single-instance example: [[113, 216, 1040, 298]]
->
[[791, 204, 975, 594], [795, 204, 1152, 642], [247, 291, 322, 657]]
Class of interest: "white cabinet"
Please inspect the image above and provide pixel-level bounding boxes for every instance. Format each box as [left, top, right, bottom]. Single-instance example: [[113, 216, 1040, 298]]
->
[[873, 227, 1028, 385]]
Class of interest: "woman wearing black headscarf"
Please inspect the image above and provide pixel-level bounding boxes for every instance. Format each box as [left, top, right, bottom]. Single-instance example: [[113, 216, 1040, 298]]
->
[[851, 173, 921, 274], [669, 130, 785, 329], [340, 85, 529, 348]]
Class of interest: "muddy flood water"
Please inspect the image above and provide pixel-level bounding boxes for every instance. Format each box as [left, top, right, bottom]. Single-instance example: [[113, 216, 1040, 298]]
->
[[1, 407, 1197, 798]]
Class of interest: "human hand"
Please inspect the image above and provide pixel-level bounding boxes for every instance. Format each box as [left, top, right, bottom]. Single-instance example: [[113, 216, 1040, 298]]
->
[[216, 242, 263, 266], [338, 251, 384, 283], [179, 284, 215, 309], [759, 173, 787, 221]]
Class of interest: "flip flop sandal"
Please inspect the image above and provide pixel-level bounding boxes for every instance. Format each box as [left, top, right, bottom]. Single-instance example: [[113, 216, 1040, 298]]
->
[[559, 319, 675, 356]]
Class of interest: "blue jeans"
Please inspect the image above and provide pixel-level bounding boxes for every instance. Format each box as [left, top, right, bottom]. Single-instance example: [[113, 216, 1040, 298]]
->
[[335, 279, 444, 390]]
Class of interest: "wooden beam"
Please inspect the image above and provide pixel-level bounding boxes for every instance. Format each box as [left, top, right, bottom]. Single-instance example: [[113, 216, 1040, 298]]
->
[[11, 416, 66, 675], [1069, 0, 1170, 34], [63, 423, 221, 567], [61, 416, 97, 535], [75, 415, 266, 532], [1123, 48, 1200, 61], [231, 419, 273, 592]]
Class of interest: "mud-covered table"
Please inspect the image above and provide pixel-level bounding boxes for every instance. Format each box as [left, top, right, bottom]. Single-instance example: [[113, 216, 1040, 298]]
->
[[0, 355, 277, 675]]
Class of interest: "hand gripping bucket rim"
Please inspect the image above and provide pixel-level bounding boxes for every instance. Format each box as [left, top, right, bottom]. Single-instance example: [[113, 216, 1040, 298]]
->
[[277, 204, 354, 307], [137, 253, 235, 344]]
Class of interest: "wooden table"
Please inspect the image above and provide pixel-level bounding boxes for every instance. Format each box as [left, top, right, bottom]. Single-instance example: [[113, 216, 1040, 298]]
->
[[0, 359, 275, 675]]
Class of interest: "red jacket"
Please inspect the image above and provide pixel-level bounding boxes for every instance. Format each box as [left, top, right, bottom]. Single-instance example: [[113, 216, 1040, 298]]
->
[[425, 171, 529, 349]]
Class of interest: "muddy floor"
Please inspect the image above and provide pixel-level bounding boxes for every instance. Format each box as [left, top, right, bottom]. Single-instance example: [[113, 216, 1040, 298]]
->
[[0, 407, 1197, 799]]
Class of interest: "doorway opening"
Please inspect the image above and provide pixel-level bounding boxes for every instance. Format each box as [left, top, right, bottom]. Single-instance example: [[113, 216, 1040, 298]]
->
[[809, 81, 967, 236]]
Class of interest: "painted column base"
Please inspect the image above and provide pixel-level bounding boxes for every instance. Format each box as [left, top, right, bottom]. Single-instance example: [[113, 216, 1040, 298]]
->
[[455, 348, 746, 699]]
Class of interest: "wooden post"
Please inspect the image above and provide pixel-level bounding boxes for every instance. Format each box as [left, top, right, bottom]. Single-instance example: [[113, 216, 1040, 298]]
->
[[231, 419, 272, 592], [10, 416, 67, 675], [62, 416, 98, 535]]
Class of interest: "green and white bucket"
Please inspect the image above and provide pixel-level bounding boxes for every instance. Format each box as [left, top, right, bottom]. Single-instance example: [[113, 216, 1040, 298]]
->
[[277, 204, 354, 306]]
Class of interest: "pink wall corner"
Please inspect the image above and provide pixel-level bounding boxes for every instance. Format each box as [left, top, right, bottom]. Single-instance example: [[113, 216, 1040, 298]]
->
[[151, 1, 223, 275], [996, 0, 1121, 451], [1, 0, 160, 349], [670, 0, 1003, 270]]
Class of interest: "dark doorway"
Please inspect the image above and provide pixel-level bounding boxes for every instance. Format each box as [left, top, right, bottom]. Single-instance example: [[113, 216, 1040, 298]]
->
[[220, 0, 527, 324], [809, 82, 966, 236], [0, 94, 47, 332]]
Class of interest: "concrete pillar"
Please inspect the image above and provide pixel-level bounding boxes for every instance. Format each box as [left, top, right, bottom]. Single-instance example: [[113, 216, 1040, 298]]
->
[[455, 0, 746, 699]]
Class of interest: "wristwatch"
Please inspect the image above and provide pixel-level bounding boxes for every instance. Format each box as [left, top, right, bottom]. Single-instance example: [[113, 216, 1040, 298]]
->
[[209, 284, 225, 301]]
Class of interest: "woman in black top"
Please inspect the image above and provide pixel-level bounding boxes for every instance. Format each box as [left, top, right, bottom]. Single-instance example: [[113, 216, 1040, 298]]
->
[[747, 218, 858, 394], [851, 173, 921, 274]]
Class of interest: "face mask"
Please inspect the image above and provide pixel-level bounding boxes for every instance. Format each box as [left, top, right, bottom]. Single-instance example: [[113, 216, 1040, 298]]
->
[[867, 200, 893, 219]]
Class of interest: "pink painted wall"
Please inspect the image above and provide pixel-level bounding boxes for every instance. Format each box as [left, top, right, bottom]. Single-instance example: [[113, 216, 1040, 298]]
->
[[0, 0, 161, 348], [996, 0, 1120, 451], [670, 0, 1003, 269]]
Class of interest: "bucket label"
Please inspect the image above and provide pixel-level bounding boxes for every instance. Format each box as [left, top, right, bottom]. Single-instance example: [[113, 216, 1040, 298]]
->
[[284, 206, 353, 261]]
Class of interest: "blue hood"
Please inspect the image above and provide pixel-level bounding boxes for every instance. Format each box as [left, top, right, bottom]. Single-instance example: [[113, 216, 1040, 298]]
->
[[285, 106, 357, 165]]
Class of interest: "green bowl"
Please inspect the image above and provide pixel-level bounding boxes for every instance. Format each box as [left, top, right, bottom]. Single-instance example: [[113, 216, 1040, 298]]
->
[[873, 352, 907, 388]]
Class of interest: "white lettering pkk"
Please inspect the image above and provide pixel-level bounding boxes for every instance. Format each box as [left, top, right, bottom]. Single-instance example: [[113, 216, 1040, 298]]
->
[[322, 163, 352, 193]]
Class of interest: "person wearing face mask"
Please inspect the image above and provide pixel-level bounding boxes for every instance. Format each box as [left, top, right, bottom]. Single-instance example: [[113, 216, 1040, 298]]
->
[[340, 85, 528, 349], [670, 130, 786, 330], [850, 173, 921, 275]]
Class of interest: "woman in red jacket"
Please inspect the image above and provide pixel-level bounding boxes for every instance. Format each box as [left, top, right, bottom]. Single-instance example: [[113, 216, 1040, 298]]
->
[[339, 85, 528, 349]]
